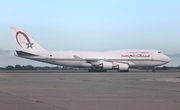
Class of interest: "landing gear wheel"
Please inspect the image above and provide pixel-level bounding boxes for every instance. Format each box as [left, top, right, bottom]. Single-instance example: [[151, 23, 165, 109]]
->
[[152, 67, 156, 72], [88, 69, 107, 72], [152, 69, 156, 72], [118, 70, 129, 72]]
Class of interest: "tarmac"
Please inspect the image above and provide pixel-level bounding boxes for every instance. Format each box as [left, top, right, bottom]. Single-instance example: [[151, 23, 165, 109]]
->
[[0, 70, 180, 110]]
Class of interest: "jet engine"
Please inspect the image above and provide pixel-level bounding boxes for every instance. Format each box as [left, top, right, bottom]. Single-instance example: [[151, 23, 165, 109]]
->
[[117, 63, 129, 72], [101, 62, 113, 69]]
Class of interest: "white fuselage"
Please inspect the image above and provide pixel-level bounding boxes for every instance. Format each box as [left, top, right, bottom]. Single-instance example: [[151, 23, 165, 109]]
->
[[16, 49, 171, 68]]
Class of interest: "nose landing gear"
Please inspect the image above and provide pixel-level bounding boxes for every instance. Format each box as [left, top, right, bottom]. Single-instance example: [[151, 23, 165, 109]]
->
[[152, 67, 156, 72]]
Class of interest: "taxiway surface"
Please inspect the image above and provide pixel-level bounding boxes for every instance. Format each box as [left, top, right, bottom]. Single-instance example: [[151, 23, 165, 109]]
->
[[0, 70, 180, 110]]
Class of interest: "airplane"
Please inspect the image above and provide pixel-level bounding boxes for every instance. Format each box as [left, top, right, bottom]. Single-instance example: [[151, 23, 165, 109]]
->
[[10, 27, 171, 72]]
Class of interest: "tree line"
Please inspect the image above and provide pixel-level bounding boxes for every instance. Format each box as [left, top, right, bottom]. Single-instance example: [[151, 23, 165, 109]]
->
[[5, 65, 36, 70], [0, 65, 180, 70], [1, 65, 70, 70]]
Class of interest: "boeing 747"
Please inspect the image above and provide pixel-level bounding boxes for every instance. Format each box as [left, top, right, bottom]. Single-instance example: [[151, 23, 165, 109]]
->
[[10, 27, 171, 72]]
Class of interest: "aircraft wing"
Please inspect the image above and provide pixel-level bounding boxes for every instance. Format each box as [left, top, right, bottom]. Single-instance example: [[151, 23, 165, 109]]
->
[[73, 55, 108, 65], [73, 55, 100, 61], [73, 55, 84, 60]]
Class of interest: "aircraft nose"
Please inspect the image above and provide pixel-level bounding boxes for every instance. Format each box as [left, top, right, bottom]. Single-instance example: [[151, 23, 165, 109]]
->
[[168, 56, 171, 62], [163, 55, 171, 62]]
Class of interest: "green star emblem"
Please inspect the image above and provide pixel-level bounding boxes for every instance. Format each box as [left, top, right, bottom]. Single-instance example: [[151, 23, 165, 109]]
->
[[26, 42, 34, 49]]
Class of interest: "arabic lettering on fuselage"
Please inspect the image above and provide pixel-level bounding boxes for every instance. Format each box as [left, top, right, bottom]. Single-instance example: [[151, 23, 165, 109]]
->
[[121, 54, 150, 58]]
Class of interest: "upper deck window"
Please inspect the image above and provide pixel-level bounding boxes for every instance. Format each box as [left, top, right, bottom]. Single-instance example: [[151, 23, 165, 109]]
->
[[140, 52, 149, 53], [129, 52, 137, 53]]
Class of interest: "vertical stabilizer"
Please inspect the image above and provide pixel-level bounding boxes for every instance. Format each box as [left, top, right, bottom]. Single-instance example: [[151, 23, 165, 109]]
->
[[10, 27, 46, 51]]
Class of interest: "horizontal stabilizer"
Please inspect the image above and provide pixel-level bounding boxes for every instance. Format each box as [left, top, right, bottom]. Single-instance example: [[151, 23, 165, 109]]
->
[[15, 51, 39, 56]]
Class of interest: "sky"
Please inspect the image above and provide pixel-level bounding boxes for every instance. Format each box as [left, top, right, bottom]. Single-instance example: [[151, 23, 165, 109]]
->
[[0, 0, 180, 67]]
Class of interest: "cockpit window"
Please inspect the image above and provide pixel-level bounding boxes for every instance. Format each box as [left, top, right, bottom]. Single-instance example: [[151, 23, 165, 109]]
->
[[158, 51, 161, 53]]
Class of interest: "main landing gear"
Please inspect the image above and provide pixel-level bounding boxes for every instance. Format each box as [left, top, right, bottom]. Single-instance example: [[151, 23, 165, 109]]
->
[[88, 68, 107, 72], [118, 70, 129, 72]]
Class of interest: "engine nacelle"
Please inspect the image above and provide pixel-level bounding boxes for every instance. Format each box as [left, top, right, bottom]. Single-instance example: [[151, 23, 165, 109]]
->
[[118, 63, 129, 71], [102, 62, 113, 69]]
